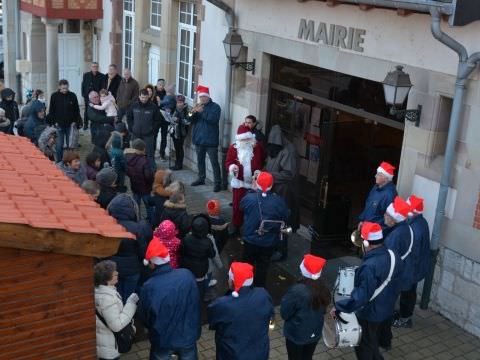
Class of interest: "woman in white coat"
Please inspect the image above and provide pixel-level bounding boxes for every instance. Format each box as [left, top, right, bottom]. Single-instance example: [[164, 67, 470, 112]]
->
[[94, 260, 139, 360]]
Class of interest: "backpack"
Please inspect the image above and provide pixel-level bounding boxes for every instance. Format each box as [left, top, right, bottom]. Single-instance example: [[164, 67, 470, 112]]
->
[[95, 310, 135, 353]]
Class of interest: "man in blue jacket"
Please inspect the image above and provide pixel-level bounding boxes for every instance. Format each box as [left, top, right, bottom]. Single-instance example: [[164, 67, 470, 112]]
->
[[207, 262, 274, 360], [139, 239, 201, 360], [358, 161, 398, 231], [240, 172, 290, 288], [379, 196, 414, 349], [189, 85, 222, 192], [334, 222, 403, 360], [393, 195, 431, 329]]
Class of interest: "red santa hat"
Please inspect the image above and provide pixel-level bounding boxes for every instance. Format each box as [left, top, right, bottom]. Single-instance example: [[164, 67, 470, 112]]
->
[[236, 124, 254, 141], [361, 221, 383, 248], [196, 85, 210, 98], [300, 254, 327, 280], [386, 196, 410, 223], [256, 172, 274, 197], [376, 161, 395, 180], [407, 194, 424, 216], [206, 199, 221, 216], [229, 262, 254, 297], [143, 239, 170, 266]]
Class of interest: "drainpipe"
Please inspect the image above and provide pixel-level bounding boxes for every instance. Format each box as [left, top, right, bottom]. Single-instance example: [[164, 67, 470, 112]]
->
[[420, 8, 480, 309], [205, 0, 234, 190], [14, 0, 22, 103]]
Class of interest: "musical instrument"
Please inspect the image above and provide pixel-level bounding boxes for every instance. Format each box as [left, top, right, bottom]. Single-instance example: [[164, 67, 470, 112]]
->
[[323, 311, 362, 348], [351, 229, 363, 248], [333, 266, 358, 303], [255, 220, 292, 241]]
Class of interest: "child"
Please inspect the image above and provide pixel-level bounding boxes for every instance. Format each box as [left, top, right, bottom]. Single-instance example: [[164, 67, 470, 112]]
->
[[91, 89, 118, 123], [150, 169, 175, 229], [0, 108, 11, 133], [37, 126, 57, 162], [95, 166, 118, 209], [159, 190, 190, 238], [154, 220, 181, 269], [85, 151, 102, 181], [115, 122, 131, 149], [206, 199, 229, 254], [125, 139, 154, 220], [108, 132, 127, 192], [92, 123, 113, 166], [57, 150, 87, 185], [81, 180, 101, 201]]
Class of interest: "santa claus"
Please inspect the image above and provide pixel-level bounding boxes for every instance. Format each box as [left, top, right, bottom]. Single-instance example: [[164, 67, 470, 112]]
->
[[225, 124, 264, 229]]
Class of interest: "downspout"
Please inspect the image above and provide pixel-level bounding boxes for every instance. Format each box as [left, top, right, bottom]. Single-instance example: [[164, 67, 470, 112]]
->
[[420, 8, 480, 308], [14, 0, 22, 103], [206, 0, 234, 190]]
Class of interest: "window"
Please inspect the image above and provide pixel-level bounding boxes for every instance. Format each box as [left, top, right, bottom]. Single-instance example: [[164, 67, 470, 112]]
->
[[176, 2, 197, 101], [123, 0, 135, 72], [150, 0, 162, 30]]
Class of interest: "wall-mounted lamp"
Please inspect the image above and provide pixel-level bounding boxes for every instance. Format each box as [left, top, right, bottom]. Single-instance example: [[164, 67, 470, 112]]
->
[[383, 65, 422, 127], [223, 30, 256, 75]]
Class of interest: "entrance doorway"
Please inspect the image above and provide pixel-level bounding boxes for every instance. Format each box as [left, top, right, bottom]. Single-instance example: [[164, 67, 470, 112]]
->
[[148, 46, 161, 85], [58, 34, 82, 104], [268, 57, 404, 257]]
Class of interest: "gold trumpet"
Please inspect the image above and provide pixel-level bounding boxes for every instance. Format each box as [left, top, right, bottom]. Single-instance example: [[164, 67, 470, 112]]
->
[[350, 230, 363, 248]]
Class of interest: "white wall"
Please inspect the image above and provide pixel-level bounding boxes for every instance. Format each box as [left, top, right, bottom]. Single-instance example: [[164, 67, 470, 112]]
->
[[97, 0, 113, 71]]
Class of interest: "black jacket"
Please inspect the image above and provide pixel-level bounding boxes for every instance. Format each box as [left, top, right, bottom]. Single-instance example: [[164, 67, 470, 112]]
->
[[102, 74, 122, 99], [127, 100, 161, 137], [82, 71, 106, 99], [0, 88, 19, 134], [47, 91, 81, 128], [149, 194, 169, 229], [97, 185, 118, 209], [159, 200, 191, 238], [125, 149, 154, 195], [181, 215, 215, 278]]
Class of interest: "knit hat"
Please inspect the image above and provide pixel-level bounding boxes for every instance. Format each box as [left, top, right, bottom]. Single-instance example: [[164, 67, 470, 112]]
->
[[115, 122, 127, 133], [132, 138, 146, 152], [300, 254, 326, 280], [176, 95, 186, 102], [196, 85, 210, 98], [206, 199, 221, 216], [96, 166, 118, 187], [143, 239, 170, 266], [361, 222, 383, 248], [236, 124, 254, 141], [153, 220, 177, 240], [376, 161, 395, 180], [256, 172, 274, 197], [407, 194, 424, 216], [386, 196, 410, 223], [229, 262, 254, 297]]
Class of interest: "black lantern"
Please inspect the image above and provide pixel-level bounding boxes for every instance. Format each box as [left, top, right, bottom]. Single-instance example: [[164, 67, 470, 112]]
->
[[223, 29, 255, 74]]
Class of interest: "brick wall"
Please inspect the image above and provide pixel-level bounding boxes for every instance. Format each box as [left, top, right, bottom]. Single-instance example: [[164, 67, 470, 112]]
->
[[474, 191, 480, 229]]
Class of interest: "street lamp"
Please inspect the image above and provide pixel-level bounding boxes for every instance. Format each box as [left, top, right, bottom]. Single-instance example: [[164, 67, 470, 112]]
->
[[382, 65, 422, 126], [223, 29, 256, 74]]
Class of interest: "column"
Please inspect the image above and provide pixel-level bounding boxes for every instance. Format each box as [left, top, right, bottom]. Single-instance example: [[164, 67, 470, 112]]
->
[[3, 0, 18, 89], [41, 18, 63, 99]]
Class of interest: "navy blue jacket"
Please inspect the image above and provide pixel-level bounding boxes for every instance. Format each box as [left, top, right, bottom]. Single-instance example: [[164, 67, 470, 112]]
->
[[107, 194, 153, 277], [191, 99, 221, 147], [240, 190, 290, 248], [336, 246, 403, 322], [24, 100, 46, 143], [409, 215, 431, 284], [139, 265, 201, 348], [208, 287, 274, 360], [281, 283, 326, 345], [384, 221, 416, 291], [359, 182, 397, 228]]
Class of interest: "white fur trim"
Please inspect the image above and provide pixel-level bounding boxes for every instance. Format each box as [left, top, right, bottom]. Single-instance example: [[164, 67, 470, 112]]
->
[[198, 92, 209, 98], [299, 261, 321, 280], [377, 166, 394, 180], [229, 268, 253, 296], [243, 278, 254, 287], [230, 177, 252, 189], [406, 199, 423, 215], [236, 132, 254, 141], [229, 164, 238, 174], [386, 203, 406, 222], [143, 259, 149, 266], [232, 291, 239, 297], [262, 192, 267, 197], [363, 240, 370, 248], [366, 229, 383, 241], [150, 255, 170, 265]]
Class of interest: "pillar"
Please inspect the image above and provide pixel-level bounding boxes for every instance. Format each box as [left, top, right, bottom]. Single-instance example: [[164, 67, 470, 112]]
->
[[41, 18, 62, 99], [3, 0, 18, 89]]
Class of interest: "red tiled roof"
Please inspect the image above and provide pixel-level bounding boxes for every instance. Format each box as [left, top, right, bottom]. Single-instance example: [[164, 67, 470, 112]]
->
[[0, 133, 135, 240]]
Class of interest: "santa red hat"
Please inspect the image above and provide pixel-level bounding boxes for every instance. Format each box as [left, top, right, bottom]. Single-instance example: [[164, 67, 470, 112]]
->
[[236, 124, 254, 141], [206, 199, 221, 216], [386, 196, 410, 223], [300, 254, 327, 280], [376, 161, 395, 180], [143, 239, 170, 266], [407, 194, 424, 216], [256, 172, 273, 197], [361, 221, 383, 247], [229, 262, 254, 297], [196, 85, 210, 98]]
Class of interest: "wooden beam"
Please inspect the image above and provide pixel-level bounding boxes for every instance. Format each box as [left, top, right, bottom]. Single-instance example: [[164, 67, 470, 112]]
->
[[0, 223, 122, 257]]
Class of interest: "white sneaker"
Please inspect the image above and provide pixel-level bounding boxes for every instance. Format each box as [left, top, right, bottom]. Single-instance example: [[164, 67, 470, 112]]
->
[[208, 279, 218, 287]]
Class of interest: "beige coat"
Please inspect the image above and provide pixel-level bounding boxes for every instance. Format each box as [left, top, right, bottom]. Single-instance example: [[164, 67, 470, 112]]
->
[[95, 285, 136, 359]]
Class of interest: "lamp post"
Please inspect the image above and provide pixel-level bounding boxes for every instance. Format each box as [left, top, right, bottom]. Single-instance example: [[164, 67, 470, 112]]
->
[[382, 65, 422, 126], [223, 30, 256, 74]]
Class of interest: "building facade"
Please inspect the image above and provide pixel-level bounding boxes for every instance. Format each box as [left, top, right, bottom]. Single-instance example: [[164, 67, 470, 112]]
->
[[199, 0, 480, 337]]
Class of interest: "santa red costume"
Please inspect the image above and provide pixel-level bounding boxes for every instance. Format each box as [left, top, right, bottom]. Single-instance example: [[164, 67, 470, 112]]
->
[[225, 124, 264, 227]]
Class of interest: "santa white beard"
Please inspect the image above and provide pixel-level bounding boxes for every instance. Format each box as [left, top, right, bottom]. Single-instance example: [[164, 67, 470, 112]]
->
[[236, 139, 255, 166]]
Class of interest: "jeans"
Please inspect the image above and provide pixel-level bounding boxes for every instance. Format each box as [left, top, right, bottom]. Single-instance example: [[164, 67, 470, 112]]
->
[[195, 145, 221, 186], [133, 193, 153, 223], [399, 283, 418, 319], [117, 274, 140, 304], [172, 136, 185, 167], [149, 343, 198, 360], [242, 242, 275, 288], [285, 339, 318, 360], [355, 318, 384, 360], [56, 126, 71, 162]]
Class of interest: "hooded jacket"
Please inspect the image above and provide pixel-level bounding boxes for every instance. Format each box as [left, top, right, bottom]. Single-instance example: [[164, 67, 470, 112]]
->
[[24, 100, 46, 143], [37, 126, 57, 162], [125, 148, 154, 195], [150, 170, 174, 229], [0, 88, 19, 133], [107, 194, 153, 277], [108, 133, 126, 187], [159, 197, 191, 238], [154, 221, 181, 269], [57, 162, 87, 185]]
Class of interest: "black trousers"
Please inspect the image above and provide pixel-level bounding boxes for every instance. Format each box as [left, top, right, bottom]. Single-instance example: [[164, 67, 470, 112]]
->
[[355, 318, 384, 360], [285, 339, 318, 360], [377, 317, 393, 349], [159, 121, 169, 156], [242, 242, 274, 288], [399, 283, 418, 318], [172, 136, 185, 167]]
